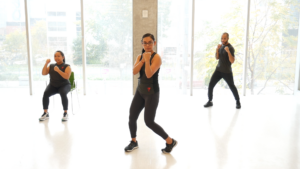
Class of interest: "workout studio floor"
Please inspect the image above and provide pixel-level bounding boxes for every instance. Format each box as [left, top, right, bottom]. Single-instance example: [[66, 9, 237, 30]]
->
[[0, 90, 300, 169]]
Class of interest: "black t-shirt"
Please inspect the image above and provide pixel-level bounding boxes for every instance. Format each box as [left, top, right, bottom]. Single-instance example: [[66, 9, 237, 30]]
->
[[216, 43, 235, 73], [49, 63, 70, 87]]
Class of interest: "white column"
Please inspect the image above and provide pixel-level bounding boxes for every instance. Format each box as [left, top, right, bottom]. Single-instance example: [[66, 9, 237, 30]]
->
[[242, 0, 251, 96], [190, 0, 195, 96], [24, 0, 33, 95], [80, 0, 87, 95], [294, 13, 300, 96]]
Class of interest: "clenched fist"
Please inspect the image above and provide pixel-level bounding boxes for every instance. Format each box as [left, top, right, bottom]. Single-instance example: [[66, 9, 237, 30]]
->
[[46, 59, 51, 64], [54, 66, 60, 72], [217, 44, 222, 50], [143, 52, 151, 62], [224, 46, 230, 53]]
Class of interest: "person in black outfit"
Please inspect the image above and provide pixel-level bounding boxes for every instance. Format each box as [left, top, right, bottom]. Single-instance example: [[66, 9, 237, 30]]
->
[[39, 51, 72, 121], [124, 33, 177, 153], [204, 32, 241, 109]]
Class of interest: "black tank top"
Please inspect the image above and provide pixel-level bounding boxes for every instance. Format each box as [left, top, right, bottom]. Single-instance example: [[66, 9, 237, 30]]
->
[[137, 52, 160, 94], [49, 63, 70, 87]]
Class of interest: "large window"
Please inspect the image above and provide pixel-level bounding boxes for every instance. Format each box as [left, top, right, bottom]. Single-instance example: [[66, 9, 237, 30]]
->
[[247, 0, 300, 95], [0, 0, 299, 96], [47, 22, 67, 32], [84, 0, 133, 95], [0, 0, 29, 95], [0, 0, 132, 96], [28, 0, 83, 94], [158, 0, 300, 96], [158, 0, 192, 95], [192, 0, 246, 96]]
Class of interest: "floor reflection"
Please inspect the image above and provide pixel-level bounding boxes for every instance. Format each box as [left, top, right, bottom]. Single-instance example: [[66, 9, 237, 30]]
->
[[208, 108, 240, 169], [40, 120, 72, 169]]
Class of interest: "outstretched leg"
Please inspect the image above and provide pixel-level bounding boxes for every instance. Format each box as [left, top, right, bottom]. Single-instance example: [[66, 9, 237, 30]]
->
[[144, 92, 168, 140]]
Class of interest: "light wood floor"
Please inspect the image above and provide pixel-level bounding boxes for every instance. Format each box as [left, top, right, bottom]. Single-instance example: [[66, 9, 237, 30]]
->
[[0, 90, 299, 169]]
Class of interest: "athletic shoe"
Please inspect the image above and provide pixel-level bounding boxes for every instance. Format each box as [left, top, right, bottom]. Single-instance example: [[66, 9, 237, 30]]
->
[[125, 141, 139, 152], [39, 112, 49, 121], [236, 101, 241, 109], [204, 101, 213, 108], [62, 112, 68, 121], [162, 139, 178, 154]]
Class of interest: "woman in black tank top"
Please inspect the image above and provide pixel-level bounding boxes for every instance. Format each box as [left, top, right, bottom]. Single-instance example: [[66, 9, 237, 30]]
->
[[39, 51, 72, 122], [125, 33, 178, 153]]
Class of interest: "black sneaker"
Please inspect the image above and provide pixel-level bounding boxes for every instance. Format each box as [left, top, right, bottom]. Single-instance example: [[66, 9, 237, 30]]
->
[[162, 139, 177, 154], [39, 112, 49, 121], [204, 101, 213, 108], [125, 141, 138, 152], [236, 101, 241, 109]]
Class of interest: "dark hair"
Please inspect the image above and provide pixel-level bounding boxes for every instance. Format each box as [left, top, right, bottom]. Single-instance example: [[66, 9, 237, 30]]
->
[[223, 32, 229, 38], [55, 50, 65, 63], [141, 33, 156, 56]]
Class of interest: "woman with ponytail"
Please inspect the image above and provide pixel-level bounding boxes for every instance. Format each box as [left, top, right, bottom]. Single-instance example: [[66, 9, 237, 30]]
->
[[125, 33, 177, 153], [39, 50, 72, 121]]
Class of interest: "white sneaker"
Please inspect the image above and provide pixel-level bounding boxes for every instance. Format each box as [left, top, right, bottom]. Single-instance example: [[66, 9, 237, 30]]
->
[[39, 112, 49, 121], [62, 113, 68, 121]]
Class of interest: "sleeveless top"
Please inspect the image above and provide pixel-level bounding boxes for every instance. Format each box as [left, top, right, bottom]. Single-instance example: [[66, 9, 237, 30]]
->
[[137, 52, 160, 94], [49, 63, 70, 87]]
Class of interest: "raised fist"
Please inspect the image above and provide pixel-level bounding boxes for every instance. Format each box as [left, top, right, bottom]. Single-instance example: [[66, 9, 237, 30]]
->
[[217, 44, 222, 50], [143, 52, 151, 62], [224, 46, 230, 53], [54, 66, 60, 72], [46, 59, 51, 64]]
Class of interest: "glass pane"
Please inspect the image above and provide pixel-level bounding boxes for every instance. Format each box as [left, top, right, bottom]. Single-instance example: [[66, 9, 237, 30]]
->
[[57, 22, 66, 26], [28, 0, 83, 94], [193, 0, 246, 97], [247, 0, 300, 95], [84, 0, 133, 95], [57, 12, 66, 16], [47, 12, 56, 16], [48, 27, 57, 31], [0, 0, 29, 95], [48, 37, 57, 41], [57, 27, 66, 31], [48, 22, 56, 26], [58, 37, 67, 41], [158, 0, 192, 95]]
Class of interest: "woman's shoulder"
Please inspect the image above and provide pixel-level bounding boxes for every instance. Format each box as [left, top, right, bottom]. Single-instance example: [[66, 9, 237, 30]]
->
[[153, 53, 161, 59], [63, 63, 71, 67], [151, 53, 162, 64]]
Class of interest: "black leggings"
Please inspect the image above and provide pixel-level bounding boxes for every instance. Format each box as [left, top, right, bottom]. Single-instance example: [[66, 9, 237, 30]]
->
[[129, 90, 168, 140], [208, 70, 240, 101], [43, 84, 71, 110]]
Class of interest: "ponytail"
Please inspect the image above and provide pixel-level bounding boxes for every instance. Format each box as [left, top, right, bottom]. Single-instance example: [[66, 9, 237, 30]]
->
[[141, 49, 145, 60]]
